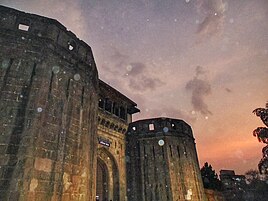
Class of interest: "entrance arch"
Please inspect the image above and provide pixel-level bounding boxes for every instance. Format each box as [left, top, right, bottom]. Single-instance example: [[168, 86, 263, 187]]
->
[[96, 148, 120, 201]]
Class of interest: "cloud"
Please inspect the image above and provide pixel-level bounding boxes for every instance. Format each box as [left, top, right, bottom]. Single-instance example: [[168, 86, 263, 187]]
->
[[127, 62, 146, 76], [186, 66, 212, 115], [128, 76, 164, 91], [141, 107, 196, 124], [102, 48, 165, 93], [196, 0, 227, 41], [225, 88, 232, 93]]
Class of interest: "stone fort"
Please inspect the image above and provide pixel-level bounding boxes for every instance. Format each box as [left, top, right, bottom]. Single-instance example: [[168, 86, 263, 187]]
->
[[0, 5, 206, 201]]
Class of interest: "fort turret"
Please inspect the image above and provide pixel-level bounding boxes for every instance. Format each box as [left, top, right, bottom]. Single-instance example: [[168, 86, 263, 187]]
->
[[126, 117, 206, 201]]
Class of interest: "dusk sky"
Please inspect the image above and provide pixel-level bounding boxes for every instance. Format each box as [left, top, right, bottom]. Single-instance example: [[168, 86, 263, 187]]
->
[[2, 0, 267, 174]]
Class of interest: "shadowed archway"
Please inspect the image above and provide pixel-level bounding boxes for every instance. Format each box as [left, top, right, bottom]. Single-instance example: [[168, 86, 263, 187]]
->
[[96, 148, 120, 201]]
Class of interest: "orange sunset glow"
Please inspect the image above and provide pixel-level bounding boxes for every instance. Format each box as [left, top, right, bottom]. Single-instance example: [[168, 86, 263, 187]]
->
[[2, 0, 267, 174]]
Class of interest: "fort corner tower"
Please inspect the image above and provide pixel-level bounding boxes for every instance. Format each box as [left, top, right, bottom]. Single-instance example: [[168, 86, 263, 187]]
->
[[126, 118, 206, 201], [0, 6, 99, 201]]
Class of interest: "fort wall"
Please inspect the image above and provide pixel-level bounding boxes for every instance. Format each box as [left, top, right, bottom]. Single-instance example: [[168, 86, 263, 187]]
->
[[126, 118, 207, 201], [0, 5, 99, 201]]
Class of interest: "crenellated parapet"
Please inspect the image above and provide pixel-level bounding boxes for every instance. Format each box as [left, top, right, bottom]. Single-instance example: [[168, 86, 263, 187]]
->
[[0, 5, 96, 72], [128, 117, 194, 139]]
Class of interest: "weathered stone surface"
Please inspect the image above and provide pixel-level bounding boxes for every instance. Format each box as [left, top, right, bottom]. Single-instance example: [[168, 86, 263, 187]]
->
[[96, 80, 139, 201], [126, 118, 207, 201], [0, 5, 99, 201], [0, 5, 208, 201]]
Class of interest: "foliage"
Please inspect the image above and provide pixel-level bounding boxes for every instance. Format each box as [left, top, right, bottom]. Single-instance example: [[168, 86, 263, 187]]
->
[[253, 103, 268, 175], [245, 169, 268, 191], [200, 162, 222, 191], [252, 103, 268, 144]]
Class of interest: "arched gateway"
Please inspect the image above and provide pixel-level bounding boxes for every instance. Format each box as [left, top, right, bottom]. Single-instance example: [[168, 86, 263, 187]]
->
[[96, 80, 140, 201], [96, 148, 120, 201]]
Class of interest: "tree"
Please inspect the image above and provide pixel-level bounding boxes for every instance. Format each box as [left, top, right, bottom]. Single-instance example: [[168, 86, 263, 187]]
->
[[252, 102, 268, 175], [200, 162, 222, 191], [245, 170, 268, 194]]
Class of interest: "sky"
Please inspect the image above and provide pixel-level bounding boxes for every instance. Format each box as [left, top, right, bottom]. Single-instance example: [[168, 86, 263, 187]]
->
[[1, 0, 267, 174]]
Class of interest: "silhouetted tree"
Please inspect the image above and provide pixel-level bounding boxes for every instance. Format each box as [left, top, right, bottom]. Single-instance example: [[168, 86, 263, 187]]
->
[[253, 102, 268, 174], [244, 169, 268, 200], [200, 162, 222, 191]]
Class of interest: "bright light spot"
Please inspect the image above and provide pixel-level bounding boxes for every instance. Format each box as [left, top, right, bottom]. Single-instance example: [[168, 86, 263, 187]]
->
[[37, 107, 43, 113], [214, 12, 218, 16], [74, 74, 81, 81], [158, 139, 165, 146], [163, 127, 169, 133], [52, 66, 60, 74], [191, 110, 195, 115], [205, 116, 208, 120], [146, 18, 150, 22], [126, 65, 132, 71], [185, 0, 190, 3], [1, 59, 9, 69], [174, 19, 177, 22], [145, 108, 149, 112], [229, 18, 234, 23]]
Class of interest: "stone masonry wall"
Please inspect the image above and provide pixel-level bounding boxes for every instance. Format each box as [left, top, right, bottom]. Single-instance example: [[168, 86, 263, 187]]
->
[[0, 6, 99, 201], [126, 118, 207, 201]]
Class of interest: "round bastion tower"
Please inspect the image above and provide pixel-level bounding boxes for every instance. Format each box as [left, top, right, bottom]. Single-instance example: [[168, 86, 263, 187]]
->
[[0, 6, 99, 201], [126, 118, 207, 201]]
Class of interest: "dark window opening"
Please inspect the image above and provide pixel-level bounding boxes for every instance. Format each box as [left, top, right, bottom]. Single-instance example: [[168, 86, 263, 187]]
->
[[98, 98, 104, 109], [105, 99, 112, 113], [18, 23, 30, 31], [119, 106, 126, 120], [113, 103, 119, 116]]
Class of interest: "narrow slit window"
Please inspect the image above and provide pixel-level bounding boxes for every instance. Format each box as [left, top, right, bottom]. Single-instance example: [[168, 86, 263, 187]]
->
[[177, 146, 180, 158], [169, 145, 173, 157], [149, 123, 154, 131], [18, 24, 29, 31]]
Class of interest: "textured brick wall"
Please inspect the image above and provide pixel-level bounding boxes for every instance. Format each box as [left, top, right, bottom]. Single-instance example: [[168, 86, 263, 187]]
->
[[0, 6, 99, 201], [126, 118, 207, 201]]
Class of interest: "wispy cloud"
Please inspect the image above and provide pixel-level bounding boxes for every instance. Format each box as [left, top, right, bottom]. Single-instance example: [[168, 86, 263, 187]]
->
[[196, 0, 227, 41], [102, 48, 165, 93], [141, 107, 196, 124], [186, 66, 212, 115]]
